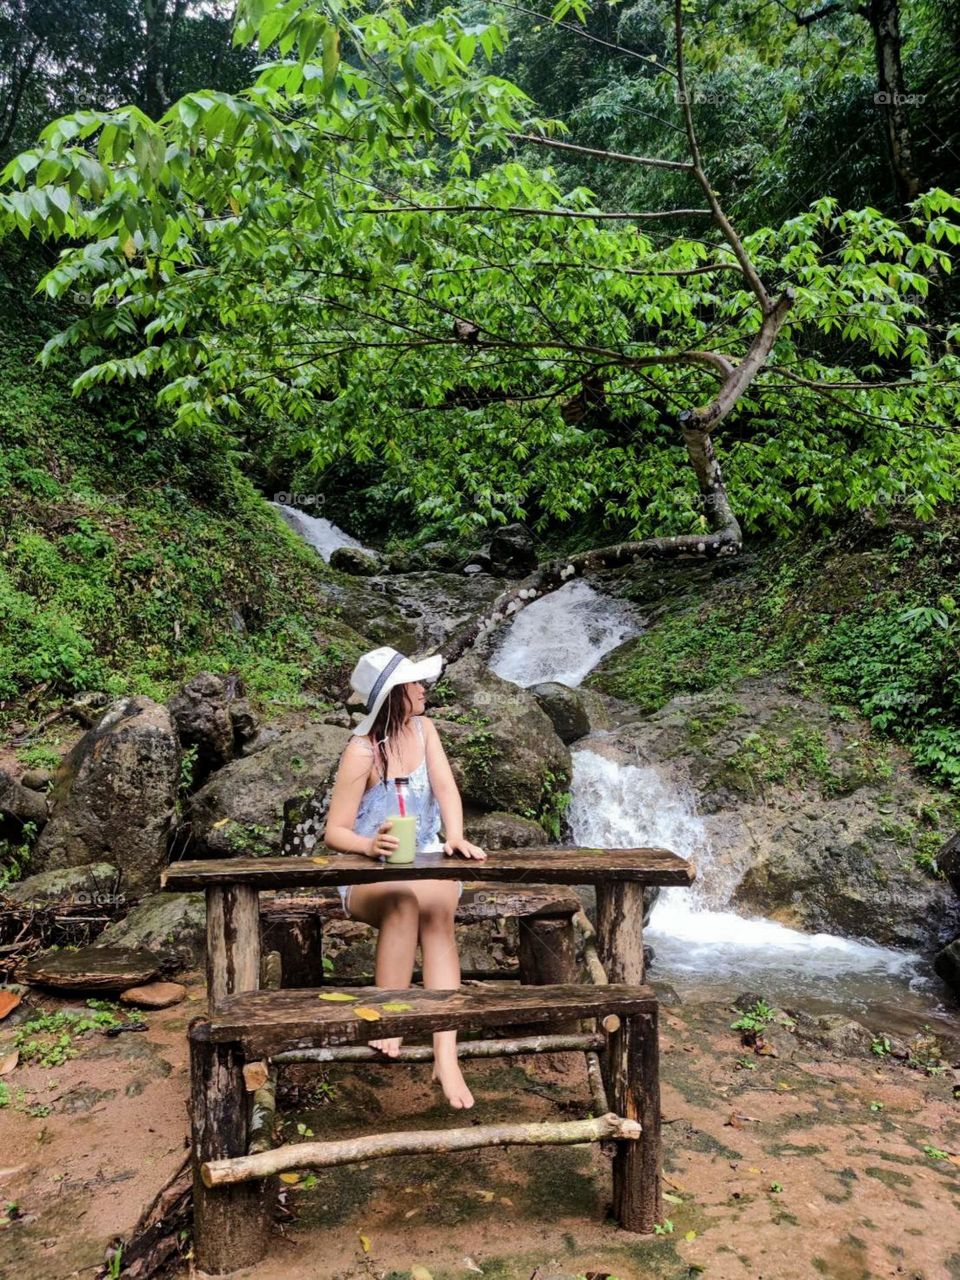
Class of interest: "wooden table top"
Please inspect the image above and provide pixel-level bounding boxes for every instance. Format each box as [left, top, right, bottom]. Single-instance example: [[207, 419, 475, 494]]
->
[[161, 847, 696, 891]]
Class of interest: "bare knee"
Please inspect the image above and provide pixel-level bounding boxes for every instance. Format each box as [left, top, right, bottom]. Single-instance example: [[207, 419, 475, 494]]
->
[[380, 890, 420, 928], [418, 898, 457, 935]]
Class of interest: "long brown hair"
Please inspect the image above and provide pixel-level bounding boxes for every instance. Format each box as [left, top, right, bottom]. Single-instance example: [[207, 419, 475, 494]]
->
[[368, 683, 415, 785]]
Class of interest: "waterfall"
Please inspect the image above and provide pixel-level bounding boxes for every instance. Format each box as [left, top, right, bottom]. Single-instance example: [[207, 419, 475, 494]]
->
[[488, 578, 642, 688], [275, 503, 370, 562], [487, 578, 924, 1005]]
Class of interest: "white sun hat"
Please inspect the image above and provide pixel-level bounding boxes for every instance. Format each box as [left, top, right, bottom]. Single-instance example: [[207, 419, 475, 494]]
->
[[349, 645, 444, 737]]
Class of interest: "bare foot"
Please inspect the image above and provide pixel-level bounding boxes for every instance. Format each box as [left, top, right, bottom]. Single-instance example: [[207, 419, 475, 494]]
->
[[369, 1037, 403, 1057], [432, 1061, 475, 1109]]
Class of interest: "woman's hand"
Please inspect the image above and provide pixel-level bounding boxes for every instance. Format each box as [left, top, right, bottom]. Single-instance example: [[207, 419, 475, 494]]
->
[[367, 819, 399, 859], [443, 836, 487, 861]]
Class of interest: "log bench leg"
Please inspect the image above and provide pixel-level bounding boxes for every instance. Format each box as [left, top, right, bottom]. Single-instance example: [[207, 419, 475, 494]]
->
[[189, 1017, 269, 1273], [607, 1008, 661, 1232], [261, 908, 325, 988]]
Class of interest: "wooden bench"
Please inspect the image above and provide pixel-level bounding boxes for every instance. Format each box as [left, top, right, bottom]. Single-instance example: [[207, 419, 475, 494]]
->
[[259, 884, 583, 987], [188, 981, 660, 1273]]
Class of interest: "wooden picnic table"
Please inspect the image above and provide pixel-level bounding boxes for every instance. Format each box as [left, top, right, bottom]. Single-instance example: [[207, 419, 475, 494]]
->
[[161, 846, 696, 1006]]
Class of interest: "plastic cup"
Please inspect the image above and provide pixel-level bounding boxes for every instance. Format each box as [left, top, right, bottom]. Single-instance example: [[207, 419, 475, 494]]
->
[[386, 816, 417, 864]]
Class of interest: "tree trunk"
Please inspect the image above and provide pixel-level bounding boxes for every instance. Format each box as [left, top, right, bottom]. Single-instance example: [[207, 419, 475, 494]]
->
[[868, 0, 921, 204]]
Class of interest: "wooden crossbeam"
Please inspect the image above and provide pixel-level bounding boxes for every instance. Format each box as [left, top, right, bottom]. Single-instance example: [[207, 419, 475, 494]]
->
[[272, 1031, 605, 1064], [202, 1113, 641, 1187]]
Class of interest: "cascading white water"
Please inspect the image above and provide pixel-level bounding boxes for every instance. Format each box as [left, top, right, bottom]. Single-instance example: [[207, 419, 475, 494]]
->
[[275, 503, 370, 562], [489, 578, 642, 688], [489, 578, 925, 1007]]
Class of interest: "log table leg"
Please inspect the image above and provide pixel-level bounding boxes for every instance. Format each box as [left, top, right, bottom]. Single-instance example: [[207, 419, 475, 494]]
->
[[206, 884, 261, 1011], [607, 1008, 661, 1232], [519, 915, 579, 1032], [595, 882, 645, 984], [188, 1017, 269, 1273]]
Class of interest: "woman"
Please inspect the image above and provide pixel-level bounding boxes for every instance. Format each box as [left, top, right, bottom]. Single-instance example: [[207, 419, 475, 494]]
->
[[323, 645, 487, 1110]]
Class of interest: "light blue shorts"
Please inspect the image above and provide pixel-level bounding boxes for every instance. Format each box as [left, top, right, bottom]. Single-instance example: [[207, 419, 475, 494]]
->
[[338, 879, 464, 919]]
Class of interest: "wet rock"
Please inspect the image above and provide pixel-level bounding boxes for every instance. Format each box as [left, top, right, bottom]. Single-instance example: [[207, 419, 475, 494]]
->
[[58, 1085, 118, 1114], [167, 672, 258, 787], [934, 939, 960, 999], [373, 571, 504, 650], [33, 697, 179, 895], [793, 1013, 875, 1056], [488, 523, 537, 576], [0, 766, 48, 836], [437, 652, 571, 816], [23, 944, 163, 992], [20, 768, 52, 792], [96, 892, 206, 971], [321, 708, 352, 729], [531, 682, 591, 744], [119, 981, 186, 1008], [184, 722, 350, 857], [463, 547, 492, 574], [465, 809, 548, 850], [330, 545, 382, 575], [5, 862, 121, 908]]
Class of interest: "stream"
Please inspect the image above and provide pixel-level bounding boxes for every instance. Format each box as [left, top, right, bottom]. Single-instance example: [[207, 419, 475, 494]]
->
[[290, 507, 949, 1031]]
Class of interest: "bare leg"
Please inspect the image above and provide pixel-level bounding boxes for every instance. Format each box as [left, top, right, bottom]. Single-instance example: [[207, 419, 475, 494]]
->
[[413, 880, 473, 1110], [345, 883, 419, 1056]]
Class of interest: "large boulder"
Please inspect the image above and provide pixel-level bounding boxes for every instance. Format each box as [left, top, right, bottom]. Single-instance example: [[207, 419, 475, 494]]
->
[[934, 939, 960, 1000], [167, 671, 259, 787], [436, 653, 571, 822], [33, 697, 179, 895], [183, 722, 350, 857], [464, 809, 549, 850], [96, 891, 207, 971], [0, 766, 48, 838], [531, 682, 591, 744], [330, 545, 382, 576], [588, 674, 958, 951], [5, 862, 120, 908], [488, 523, 538, 577]]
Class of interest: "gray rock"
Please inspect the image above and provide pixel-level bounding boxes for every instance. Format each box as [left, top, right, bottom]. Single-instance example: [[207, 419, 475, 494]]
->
[[0, 767, 48, 835], [20, 768, 52, 791], [325, 569, 502, 652], [97, 892, 207, 971], [793, 1013, 875, 1056], [33, 697, 179, 895], [68, 690, 109, 727], [168, 671, 258, 787], [531, 682, 591, 744], [330, 545, 381, 575], [465, 809, 549, 850], [5, 862, 121, 907], [488, 523, 537, 576], [934, 938, 960, 999], [184, 722, 350, 857], [436, 653, 571, 817]]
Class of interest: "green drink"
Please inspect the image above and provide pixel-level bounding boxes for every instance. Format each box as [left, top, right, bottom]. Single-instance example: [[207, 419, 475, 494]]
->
[[387, 816, 416, 864]]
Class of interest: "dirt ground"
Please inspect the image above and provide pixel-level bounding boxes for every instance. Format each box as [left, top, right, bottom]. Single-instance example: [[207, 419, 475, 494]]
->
[[1, 972, 959, 1280]]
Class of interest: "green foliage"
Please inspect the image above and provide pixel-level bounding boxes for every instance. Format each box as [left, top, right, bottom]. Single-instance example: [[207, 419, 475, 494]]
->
[[871, 1034, 893, 1057], [13, 999, 124, 1066], [0, 821, 38, 890], [0, 0, 957, 547], [731, 999, 775, 1035], [588, 522, 960, 792]]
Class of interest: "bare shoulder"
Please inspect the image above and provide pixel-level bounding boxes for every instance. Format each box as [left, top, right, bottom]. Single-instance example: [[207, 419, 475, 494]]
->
[[343, 734, 376, 762], [420, 714, 440, 739]]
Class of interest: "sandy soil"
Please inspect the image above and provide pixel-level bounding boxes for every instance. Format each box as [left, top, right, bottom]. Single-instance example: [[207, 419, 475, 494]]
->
[[1, 974, 959, 1280]]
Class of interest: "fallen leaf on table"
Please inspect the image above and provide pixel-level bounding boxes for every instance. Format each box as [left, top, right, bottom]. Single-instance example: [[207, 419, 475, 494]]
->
[[381, 1001, 413, 1012], [0, 1050, 18, 1075], [354, 1007, 381, 1021], [310, 857, 329, 866], [358, 1233, 371, 1253], [0, 992, 22, 1021], [318, 992, 357, 1002]]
